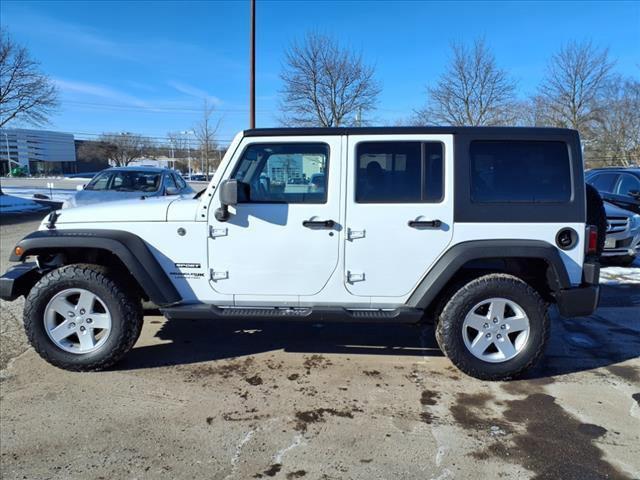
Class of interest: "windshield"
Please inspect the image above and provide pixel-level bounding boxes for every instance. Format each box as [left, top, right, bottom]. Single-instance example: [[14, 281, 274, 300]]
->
[[85, 171, 162, 192]]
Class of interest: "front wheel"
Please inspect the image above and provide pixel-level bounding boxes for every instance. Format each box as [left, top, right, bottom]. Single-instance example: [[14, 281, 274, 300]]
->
[[24, 264, 143, 371], [435, 274, 549, 380]]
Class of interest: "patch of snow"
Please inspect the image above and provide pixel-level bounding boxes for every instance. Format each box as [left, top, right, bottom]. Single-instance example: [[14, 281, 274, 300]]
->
[[0, 194, 47, 213], [601, 264, 640, 285]]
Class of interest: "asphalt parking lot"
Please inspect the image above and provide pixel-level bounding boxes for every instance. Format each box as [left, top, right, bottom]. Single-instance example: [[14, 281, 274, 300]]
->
[[1, 213, 639, 480]]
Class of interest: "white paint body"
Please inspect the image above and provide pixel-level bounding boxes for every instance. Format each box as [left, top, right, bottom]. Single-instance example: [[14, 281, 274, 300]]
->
[[44, 132, 586, 308]]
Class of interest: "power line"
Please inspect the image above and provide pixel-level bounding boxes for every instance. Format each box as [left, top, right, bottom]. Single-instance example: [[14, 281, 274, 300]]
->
[[62, 100, 273, 114]]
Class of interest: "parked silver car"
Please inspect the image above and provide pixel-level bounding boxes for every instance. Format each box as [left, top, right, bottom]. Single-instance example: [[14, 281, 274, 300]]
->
[[63, 167, 193, 208], [603, 200, 640, 266]]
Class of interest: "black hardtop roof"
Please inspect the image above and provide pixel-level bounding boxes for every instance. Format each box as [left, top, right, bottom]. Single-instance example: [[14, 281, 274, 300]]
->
[[243, 126, 578, 137]]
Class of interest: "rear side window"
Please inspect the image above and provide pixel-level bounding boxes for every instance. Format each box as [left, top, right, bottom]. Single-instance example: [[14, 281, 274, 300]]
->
[[616, 173, 640, 196], [589, 173, 618, 193], [470, 141, 571, 203], [356, 142, 444, 203]]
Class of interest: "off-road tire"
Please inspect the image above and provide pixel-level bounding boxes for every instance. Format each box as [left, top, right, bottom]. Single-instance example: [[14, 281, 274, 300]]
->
[[586, 184, 606, 257], [435, 274, 549, 381], [24, 264, 143, 371]]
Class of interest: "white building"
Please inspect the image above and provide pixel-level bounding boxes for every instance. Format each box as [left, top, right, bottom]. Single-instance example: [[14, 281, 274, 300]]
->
[[0, 128, 76, 175]]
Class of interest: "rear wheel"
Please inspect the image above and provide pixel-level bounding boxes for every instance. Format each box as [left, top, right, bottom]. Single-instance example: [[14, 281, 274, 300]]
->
[[24, 264, 143, 371], [435, 274, 549, 380]]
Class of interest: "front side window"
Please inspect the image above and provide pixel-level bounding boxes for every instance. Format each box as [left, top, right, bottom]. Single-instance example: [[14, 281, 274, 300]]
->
[[470, 141, 571, 203], [616, 173, 640, 196], [85, 172, 112, 191], [174, 174, 187, 190], [232, 143, 329, 203], [355, 141, 444, 203]]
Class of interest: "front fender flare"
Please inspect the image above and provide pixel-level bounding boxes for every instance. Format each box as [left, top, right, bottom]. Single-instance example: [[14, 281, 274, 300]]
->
[[10, 229, 181, 306]]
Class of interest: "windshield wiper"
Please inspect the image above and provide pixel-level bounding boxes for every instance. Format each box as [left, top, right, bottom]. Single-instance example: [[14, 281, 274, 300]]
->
[[194, 188, 207, 199]]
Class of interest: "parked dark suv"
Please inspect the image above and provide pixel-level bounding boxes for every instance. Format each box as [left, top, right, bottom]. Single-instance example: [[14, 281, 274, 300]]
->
[[586, 167, 640, 214]]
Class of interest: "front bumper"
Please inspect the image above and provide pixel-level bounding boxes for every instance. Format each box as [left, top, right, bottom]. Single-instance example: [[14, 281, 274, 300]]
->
[[0, 262, 40, 301], [555, 260, 600, 317]]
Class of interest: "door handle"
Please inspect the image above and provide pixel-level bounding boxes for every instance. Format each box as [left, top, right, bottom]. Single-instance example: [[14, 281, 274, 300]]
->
[[303, 219, 336, 229], [408, 219, 442, 228]]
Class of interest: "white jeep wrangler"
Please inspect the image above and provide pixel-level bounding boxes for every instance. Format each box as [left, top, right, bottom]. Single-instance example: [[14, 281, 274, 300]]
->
[[0, 127, 602, 380]]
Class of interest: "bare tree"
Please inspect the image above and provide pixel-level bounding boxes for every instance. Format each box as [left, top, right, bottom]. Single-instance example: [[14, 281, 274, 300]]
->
[[415, 38, 517, 126], [78, 133, 154, 167], [536, 40, 614, 140], [194, 99, 221, 178], [588, 76, 640, 167], [279, 32, 381, 127], [0, 28, 59, 127]]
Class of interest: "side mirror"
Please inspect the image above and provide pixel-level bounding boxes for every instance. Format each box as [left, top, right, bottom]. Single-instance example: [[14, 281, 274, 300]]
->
[[628, 189, 640, 199], [215, 179, 244, 222], [166, 186, 179, 196], [219, 179, 239, 206], [76, 185, 84, 191]]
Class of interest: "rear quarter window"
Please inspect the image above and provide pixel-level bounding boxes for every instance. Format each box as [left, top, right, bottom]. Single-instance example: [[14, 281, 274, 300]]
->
[[470, 140, 571, 203]]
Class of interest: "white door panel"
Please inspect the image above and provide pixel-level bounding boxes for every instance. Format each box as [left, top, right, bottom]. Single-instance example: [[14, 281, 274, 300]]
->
[[208, 136, 342, 297], [345, 135, 454, 297]]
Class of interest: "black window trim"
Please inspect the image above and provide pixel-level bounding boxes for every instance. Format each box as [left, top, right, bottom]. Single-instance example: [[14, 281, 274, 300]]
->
[[468, 139, 574, 206], [231, 141, 331, 205], [354, 140, 446, 204]]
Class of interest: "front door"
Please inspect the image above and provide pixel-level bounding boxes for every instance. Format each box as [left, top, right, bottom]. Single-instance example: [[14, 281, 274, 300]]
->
[[344, 135, 454, 297], [208, 137, 342, 298]]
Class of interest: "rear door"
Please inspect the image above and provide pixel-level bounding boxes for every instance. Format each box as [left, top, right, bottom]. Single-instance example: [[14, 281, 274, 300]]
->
[[207, 136, 342, 298], [344, 135, 454, 297]]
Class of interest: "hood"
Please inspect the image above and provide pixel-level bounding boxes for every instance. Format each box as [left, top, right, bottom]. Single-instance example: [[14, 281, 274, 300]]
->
[[53, 196, 176, 224], [604, 201, 634, 218], [72, 189, 157, 207]]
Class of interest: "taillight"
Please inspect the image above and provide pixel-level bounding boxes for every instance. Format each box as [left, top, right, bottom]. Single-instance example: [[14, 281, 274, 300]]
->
[[585, 225, 598, 255]]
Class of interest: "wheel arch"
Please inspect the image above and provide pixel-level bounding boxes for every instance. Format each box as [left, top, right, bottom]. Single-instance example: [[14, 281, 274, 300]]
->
[[407, 240, 571, 310], [10, 229, 181, 306]]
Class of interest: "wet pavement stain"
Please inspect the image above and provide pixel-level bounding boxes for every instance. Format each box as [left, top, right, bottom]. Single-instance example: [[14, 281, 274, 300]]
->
[[294, 408, 356, 432], [254, 463, 282, 478], [419, 390, 440, 424], [286, 470, 307, 479], [607, 365, 640, 384], [246, 375, 263, 386], [577, 423, 607, 439], [500, 393, 630, 480]]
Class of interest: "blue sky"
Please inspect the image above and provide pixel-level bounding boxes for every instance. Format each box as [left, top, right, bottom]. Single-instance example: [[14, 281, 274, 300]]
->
[[2, 0, 639, 145]]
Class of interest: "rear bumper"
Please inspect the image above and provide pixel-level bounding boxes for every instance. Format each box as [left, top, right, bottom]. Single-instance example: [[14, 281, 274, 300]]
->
[[0, 262, 40, 301], [555, 260, 600, 317]]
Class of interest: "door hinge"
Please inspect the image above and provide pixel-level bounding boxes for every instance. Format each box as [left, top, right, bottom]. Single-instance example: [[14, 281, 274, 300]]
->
[[347, 228, 365, 241], [347, 271, 365, 283], [209, 227, 228, 238], [210, 269, 229, 281]]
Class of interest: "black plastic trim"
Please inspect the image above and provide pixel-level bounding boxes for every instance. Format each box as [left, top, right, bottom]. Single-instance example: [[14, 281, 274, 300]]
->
[[406, 240, 572, 309], [556, 286, 600, 317], [243, 126, 576, 137], [0, 262, 40, 301], [162, 305, 424, 323], [9, 230, 181, 306]]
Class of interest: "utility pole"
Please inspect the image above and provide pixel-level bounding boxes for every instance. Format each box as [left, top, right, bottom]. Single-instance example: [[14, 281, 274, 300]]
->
[[249, 0, 256, 129]]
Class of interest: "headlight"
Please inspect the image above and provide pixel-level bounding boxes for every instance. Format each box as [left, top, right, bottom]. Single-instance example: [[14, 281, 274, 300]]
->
[[632, 214, 640, 230]]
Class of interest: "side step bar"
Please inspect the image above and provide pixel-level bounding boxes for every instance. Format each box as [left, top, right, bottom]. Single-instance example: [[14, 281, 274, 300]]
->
[[161, 305, 424, 324]]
